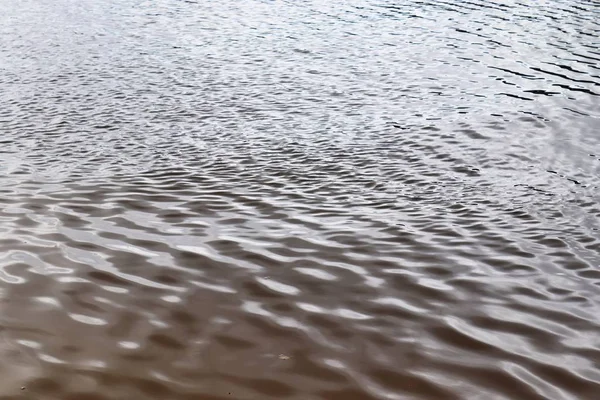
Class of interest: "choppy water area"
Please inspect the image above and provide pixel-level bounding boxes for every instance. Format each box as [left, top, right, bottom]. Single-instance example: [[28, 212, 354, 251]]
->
[[1, 0, 599, 398]]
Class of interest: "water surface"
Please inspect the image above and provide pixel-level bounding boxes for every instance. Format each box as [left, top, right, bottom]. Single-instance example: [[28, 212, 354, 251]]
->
[[0, 0, 599, 399]]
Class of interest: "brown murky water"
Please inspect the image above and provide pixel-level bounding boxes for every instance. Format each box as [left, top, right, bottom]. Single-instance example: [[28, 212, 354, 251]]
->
[[1, 0, 599, 399]]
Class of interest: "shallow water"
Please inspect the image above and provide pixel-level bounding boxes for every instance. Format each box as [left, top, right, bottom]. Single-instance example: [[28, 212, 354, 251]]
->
[[0, 0, 599, 399]]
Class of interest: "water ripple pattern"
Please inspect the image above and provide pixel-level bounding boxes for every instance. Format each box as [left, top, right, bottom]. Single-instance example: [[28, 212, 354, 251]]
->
[[0, 0, 599, 399]]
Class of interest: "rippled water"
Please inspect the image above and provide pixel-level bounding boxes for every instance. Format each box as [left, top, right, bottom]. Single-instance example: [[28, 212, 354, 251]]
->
[[0, 0, 599, 399]]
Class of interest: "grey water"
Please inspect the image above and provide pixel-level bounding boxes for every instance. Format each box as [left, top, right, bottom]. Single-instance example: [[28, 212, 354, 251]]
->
[[0, 0, 599, 399]]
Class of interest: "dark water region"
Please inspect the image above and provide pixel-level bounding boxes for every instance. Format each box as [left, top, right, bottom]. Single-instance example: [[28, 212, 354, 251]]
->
[[0, 0, 599, 398]]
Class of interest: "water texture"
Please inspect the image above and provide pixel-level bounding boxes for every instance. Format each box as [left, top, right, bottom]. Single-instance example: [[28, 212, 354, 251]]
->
[[0, 0, 599, 399]]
